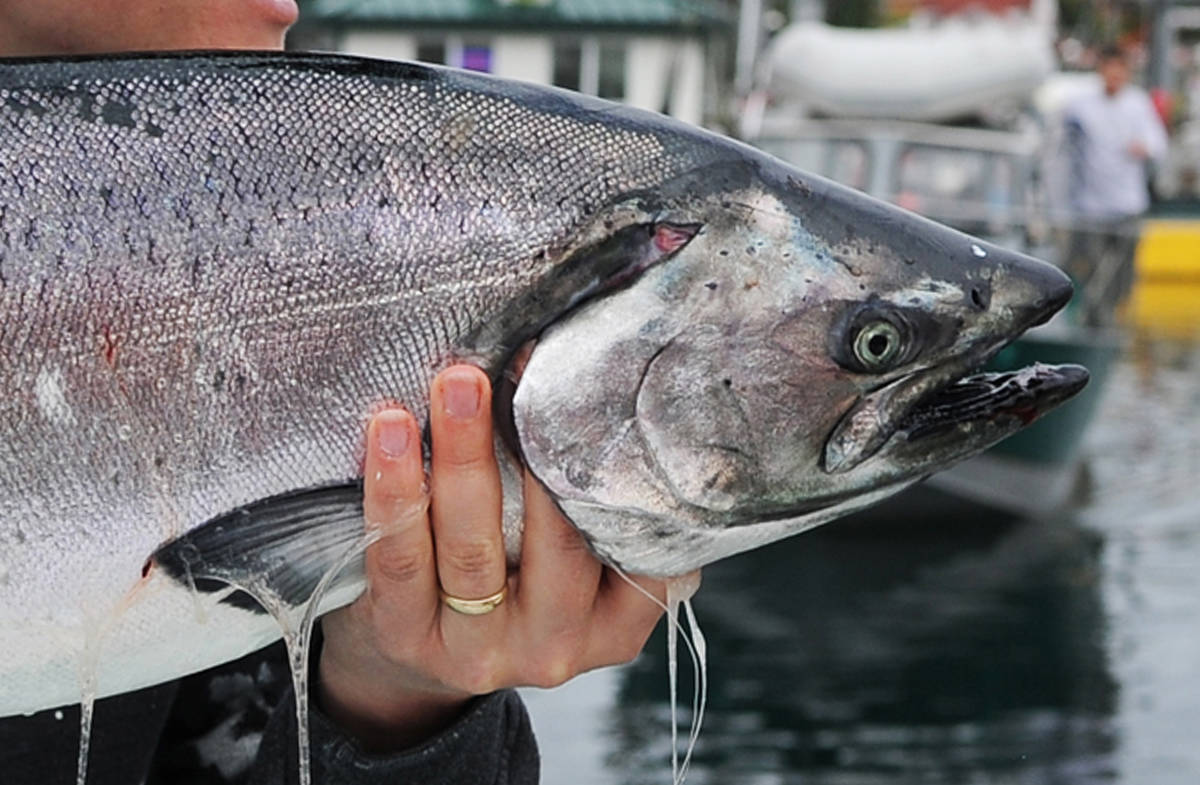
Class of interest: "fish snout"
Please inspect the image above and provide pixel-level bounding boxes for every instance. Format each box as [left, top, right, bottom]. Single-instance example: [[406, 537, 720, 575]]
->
[[1050, 363, 1091, 398], [991, 250, 1074, 329]]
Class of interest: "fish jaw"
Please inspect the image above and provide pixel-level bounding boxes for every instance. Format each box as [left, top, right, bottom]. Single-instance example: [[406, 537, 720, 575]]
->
[[557, 365, 1088, 579], [556, 480, 919, 579], [879, 362, 1089, 471]]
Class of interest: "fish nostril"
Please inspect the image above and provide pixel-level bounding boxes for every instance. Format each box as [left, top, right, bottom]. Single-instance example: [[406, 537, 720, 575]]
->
[[970, 287, 987, 311]]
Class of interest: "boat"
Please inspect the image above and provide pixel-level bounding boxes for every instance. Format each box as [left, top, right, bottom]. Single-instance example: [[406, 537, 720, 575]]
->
[[932, 326, 1118, 515], [762, 18, 1054, 125]]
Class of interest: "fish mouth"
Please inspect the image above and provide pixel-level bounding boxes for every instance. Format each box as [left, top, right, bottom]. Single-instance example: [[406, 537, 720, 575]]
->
[[824, 359, 1089, 474], [896, 363, 1089, 439]]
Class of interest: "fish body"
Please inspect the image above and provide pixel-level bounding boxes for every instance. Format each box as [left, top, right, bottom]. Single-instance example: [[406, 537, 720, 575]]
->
[[0, 52, 1082, 717]]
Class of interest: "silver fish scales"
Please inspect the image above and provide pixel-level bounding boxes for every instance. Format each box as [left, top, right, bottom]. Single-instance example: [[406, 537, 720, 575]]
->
[[0, 52, 1083, 718]]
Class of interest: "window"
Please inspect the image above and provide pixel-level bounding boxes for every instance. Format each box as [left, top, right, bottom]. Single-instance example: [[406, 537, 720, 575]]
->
[[553, 37, 625, 99], [460, 43, 492, 73], [552, 39, 582, 91], [447, 36, 493, 73], [416, 39, 446, 65], [894, 144, 1017, 234], [597, 41, 625, 100]]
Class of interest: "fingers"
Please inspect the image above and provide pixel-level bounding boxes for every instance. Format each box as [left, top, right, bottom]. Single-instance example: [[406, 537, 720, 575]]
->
[[347, 366, 669, 702], [518, 469, 671, 680], [585, 570, 673, 668], [511, 472, 600, 684], [428, 366, 508, 606], [517, 470, 602, 631], [361, 409, 438, 629]]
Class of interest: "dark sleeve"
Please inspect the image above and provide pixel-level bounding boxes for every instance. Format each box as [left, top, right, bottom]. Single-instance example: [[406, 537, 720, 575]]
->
[[243, 688, 539, 785], [0, 682, 177, 785]]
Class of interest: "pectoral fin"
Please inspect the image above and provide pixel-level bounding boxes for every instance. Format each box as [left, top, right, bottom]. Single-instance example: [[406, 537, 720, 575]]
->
[[152, 484, 366, 616]]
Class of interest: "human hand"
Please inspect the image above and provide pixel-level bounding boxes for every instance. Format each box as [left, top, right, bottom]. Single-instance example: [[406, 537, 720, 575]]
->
[[1128, 140, 1150, 160], [316, 365, 678, 752]]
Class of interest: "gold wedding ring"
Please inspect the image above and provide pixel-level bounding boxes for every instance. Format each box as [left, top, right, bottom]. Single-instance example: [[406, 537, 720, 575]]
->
[[440, 586, 507, 616]]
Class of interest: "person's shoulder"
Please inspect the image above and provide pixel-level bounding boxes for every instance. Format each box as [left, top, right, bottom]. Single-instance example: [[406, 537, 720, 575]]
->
[[1064, 86, 1101, 120], [1117, 85, 1159, 115], [1068, 79, 1105, 106]]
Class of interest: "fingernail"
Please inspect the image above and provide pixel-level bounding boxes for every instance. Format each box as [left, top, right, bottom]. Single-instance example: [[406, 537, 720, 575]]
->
[[444, 373, 481, 420], [378, 414, 411, 458]]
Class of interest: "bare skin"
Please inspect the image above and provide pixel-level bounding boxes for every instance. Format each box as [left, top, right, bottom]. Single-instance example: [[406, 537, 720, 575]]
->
[[1099, 56, 1130, 98], [321, 368, 669, 750], [1, 3, 675, 753], [0, 0, 297, 56]]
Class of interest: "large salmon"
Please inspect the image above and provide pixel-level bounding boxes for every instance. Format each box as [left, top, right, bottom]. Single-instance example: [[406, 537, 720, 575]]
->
[[0, 52, 1084, 717]]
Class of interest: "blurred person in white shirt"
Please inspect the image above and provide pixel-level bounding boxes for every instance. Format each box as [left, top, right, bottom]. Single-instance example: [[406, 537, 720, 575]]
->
[[1062, 44, 1168, 325]]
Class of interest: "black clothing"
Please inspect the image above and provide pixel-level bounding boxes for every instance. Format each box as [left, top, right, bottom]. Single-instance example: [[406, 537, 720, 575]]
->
[[1, 641, 538, 785]]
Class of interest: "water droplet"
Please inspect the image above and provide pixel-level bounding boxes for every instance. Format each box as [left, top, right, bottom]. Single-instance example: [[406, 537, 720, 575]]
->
[[972, 244, 987, 258]]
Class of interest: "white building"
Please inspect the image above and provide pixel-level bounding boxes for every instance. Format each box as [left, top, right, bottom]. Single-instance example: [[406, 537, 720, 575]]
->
[[292, 0, 734, 126]]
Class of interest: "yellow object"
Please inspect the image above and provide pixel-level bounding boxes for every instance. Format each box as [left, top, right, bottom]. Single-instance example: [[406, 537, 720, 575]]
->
[[1130, 219, 1200, 338], [440, 586, 507, 616]]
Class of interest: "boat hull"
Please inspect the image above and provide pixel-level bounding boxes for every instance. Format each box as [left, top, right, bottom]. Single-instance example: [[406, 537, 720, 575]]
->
[[931, 328, 1120, 514]]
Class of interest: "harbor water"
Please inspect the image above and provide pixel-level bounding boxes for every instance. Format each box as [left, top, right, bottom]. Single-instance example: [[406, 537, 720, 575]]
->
[[523, 336, 1200, 784]]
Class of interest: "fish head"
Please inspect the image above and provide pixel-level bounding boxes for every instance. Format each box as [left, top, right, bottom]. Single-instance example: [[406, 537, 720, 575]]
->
[[509, 152, 1085, 577]]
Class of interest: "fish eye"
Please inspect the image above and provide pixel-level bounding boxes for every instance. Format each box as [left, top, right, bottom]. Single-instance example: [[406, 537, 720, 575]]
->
[[853, 321, 903, 370]]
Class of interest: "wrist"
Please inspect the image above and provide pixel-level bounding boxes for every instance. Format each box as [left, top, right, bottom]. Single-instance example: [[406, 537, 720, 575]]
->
[[315, 620, 474, 752], [315, 668, 472, 753]]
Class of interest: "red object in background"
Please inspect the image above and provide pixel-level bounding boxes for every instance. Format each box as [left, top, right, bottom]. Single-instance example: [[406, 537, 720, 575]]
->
[[1149, 88, 1173, 128]]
